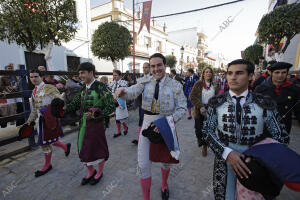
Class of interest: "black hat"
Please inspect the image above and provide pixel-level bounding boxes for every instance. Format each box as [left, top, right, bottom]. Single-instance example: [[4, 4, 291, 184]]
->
[[237, 157, 283, 198], [267, 62, 292, 71], [142, 123, 164, 144]]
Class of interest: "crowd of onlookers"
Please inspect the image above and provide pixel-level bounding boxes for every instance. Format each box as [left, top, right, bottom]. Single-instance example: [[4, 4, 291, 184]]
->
[[0, 63, 24, 127], [1, 61, 299, 132], [0, 63, 144, 129]]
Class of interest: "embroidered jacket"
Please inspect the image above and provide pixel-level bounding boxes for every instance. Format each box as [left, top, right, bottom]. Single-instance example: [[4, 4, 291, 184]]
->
[[202, 91, 289, 158], [108, 79, 128, 94], [27, 82, 62, 123], [66, 80, 115, 120], [123, 75, 187, 122]]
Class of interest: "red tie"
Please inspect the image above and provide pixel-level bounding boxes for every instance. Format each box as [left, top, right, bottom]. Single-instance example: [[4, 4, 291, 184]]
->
[[33, 87, 37, 97]]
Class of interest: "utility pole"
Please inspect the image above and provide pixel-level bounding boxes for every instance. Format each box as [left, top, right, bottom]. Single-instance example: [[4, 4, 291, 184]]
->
[[132, 0, 136, 74]]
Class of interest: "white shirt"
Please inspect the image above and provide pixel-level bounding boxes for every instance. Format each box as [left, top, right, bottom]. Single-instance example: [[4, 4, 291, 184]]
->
[[201, 81, 215, 104], [86, 79, 96, 90], [222, 89, 249, 160]]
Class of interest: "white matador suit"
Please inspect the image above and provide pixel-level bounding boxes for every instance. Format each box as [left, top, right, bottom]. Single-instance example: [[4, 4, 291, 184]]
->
[[122, 74, 187, 200], [109, 79, 129, 137]]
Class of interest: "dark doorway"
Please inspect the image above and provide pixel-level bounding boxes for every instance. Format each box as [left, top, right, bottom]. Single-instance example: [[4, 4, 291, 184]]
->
[[24, 52, 46, 71], [24, 52, 46, 89], [67, 56, 80, 72]]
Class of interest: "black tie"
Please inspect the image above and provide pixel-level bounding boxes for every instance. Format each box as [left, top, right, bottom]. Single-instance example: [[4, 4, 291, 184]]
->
[[233, 96, 244, 124], [114, 81, 118, 93], [154, 80, 160, 100]]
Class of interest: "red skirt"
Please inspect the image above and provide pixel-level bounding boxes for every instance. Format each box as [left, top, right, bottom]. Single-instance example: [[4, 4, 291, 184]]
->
[[149, 142, 179, 164]]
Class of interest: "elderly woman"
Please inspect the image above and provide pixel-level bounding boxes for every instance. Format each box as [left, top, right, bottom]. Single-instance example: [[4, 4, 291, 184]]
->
[[189, 67, 219, 157]]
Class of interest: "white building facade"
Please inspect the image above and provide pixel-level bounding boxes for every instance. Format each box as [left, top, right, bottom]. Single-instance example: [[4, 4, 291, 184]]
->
[[91, 0, 198, 73]]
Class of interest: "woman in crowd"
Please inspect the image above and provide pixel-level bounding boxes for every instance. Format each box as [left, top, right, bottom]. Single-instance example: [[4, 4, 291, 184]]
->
[[189, 67, 219, 157]]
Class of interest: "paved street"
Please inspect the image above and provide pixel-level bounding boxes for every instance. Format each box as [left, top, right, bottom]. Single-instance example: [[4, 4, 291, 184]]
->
[[0, 109, 300, 200]]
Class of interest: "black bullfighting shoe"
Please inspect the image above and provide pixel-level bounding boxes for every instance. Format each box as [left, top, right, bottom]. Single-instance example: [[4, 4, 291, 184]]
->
[[35, 165, 53, 177], [161, 188, 169, 200], [113, 133, 121, 138], [131, 139, 138, 145], [90, 173, 103, 185], [65, 143, 71, 157], [81, 170, 97, 185]]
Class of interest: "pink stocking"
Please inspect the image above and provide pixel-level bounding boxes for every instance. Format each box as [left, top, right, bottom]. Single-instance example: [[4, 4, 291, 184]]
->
[[94, 160, 105, 179], [116, 122, 121, 134], [52, 141, 67, 152], [161, 167, 170, 191], [140, 177, 152, 200], [85, 164, 95, 179], [138, 126, 142, 140], [40, 152, 52, 172]]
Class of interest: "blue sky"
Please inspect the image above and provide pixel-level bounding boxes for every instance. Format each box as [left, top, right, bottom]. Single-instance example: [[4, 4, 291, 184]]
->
[[91, 0, 268, 61]]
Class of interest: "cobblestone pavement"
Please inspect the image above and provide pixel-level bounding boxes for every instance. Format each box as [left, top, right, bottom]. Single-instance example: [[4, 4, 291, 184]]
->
[[0, 110, 300, 200]]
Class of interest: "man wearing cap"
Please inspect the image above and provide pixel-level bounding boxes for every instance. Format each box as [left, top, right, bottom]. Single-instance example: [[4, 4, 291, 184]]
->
[[255, 62, 300, 134], [202, 59, 289, 199], [114, 53, 186, 200]]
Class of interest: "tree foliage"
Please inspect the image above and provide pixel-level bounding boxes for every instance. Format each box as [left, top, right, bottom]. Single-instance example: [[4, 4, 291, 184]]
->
[[197, 62, 212, 70], [244, 44, 263, 65], [258, 3, 300, 53], [165, 55, 177, 68], [0, 0, 78, 52], [91, 21, 133, 63]]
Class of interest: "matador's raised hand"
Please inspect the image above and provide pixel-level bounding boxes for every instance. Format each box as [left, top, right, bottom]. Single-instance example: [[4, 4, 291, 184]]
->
[[113, 87, 127, 99]]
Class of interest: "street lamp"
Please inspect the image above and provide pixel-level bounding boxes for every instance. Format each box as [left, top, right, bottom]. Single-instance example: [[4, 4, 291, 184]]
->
[[180, 46, 184, 75]]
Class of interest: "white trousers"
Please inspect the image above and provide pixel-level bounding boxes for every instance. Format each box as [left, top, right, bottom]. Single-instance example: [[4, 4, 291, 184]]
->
[[138, 114, 173, 179]]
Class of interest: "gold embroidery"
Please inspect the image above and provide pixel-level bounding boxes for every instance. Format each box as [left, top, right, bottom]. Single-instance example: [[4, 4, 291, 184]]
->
[[151, 100, 160, 113]]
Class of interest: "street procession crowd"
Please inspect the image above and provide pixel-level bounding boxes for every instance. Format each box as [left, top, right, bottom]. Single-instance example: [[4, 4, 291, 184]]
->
[[1, 53, 300, 200]]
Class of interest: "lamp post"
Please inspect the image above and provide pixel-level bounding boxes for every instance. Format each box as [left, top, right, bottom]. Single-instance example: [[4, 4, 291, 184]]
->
[[180, 46, 184, 75]]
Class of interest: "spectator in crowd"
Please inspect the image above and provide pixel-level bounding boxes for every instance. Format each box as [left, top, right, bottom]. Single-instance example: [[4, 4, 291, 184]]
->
[[61, 75, 82, 126], [169, 69, 184, 85], [99, 76, 109, 86], [0, 63, 24, 126], [255, 62, 300, 134], [184, 68, 199, 119], [123, 73, 136, 87], [189, 66, 219, 157], [293, 74, 300, 86], [250, 72, 261, 87], [252, 60, 277, 90], [216, 71, 229, 94], [37, 65, 59, 86]]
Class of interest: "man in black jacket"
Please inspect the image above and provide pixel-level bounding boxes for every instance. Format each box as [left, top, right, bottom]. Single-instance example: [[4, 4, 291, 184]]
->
[[169, 69, 184, 85], [252, 60, 277, 90], [255, 62, 300, 133]]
